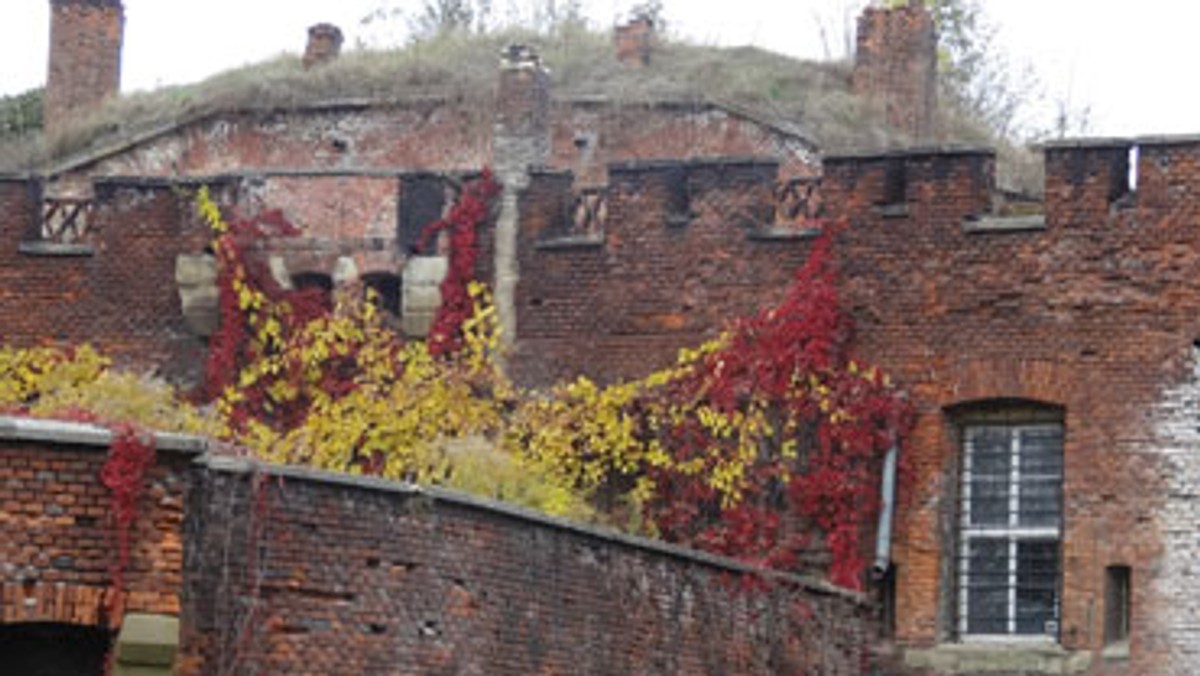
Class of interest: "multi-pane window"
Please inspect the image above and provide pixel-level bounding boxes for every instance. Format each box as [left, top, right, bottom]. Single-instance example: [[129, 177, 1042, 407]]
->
[[959, 424, 1063, 640]]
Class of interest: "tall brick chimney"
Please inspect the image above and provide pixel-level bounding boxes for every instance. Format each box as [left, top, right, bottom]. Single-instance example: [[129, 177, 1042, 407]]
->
[[492, 44, 551, 357], [614, 15, 654, 67], [303, 23, 344, 69], [852, 0, 937, 142], [45, 0, 125, 139]]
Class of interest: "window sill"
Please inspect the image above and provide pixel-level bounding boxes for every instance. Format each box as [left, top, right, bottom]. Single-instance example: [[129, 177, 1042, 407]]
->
[[534, 233, 604, 250], [962, 215, 1047, 234], [18, 241, 95, 257], [747, 226, 821, 242], [904, 643, 1093, 674], [1102, 640, 1130, 661]]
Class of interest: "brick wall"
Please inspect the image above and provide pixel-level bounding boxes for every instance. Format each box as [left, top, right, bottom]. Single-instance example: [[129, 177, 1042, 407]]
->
[[852, 2, 936, 141], [73, 99, 817, 187], [45, 0, 124, 139], [513, 157, 810, 386], [0, 421, 200, 628], [0, 176, 218, 382], [178, 458, 874, 675]]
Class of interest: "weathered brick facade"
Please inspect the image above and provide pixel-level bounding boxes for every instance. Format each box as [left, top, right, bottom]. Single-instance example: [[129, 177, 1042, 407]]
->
[[44, 0, 124, 140], [179, 457, 872, 675], [0, 420, 872, 674], [0, 420, 202, 627]]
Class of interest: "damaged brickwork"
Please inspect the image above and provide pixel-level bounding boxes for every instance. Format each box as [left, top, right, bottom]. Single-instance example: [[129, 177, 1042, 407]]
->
[[178, 457, 873, 675]]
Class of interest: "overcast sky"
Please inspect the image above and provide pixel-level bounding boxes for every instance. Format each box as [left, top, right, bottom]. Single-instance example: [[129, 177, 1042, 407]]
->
[[1, 1, 1196, 138]]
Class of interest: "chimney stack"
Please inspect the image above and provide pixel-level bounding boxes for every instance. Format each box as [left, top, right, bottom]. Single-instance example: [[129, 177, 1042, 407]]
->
[[303, 23, 344, 69], [614, 15, 654, 67], [852, 2, 937, 142], [45, 0, 125, 139]]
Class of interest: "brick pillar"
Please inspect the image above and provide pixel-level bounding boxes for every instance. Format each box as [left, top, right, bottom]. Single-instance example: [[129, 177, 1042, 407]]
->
[[493, 45, 550, 356], [303, 23, 344, 69], [614, 16, 654, 67], [45, 0, 124, 139], [852, 1, 937, 142]]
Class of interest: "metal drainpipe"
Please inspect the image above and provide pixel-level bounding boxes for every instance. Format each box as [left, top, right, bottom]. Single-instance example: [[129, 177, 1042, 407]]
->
[[874, 445, 899, 576]]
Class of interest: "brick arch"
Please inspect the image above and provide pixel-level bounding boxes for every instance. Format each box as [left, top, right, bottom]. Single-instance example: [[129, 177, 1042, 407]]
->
[[0, 581, 109, 627], [940, 358, 1076, 410]]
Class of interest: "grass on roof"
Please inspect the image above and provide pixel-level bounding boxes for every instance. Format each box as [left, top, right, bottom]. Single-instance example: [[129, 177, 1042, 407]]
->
[[1, 22, 1030, 188]]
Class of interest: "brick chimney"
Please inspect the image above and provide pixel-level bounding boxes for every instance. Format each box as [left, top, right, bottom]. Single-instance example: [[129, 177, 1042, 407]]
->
[[303, 23, 344, 69], [614, 15, 654, 67], [852, 1, 937, 141], [45, 0, 125, 139]]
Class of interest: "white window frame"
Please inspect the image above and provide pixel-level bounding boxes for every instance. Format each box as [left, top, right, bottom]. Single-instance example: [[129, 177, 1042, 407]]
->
[[958, 423, 1062, 642]]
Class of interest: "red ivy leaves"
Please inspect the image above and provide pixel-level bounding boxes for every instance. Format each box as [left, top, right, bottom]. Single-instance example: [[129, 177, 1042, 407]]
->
[[99, 424, 156, 624], [418, 170, 501, 357], [641, 228, 911, 589]]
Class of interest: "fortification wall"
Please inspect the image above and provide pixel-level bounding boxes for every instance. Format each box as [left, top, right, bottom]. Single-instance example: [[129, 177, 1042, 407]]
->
[[0, 176, 217, 382], [510, 138, 1200, 673], [0, 421, 202, 628], [178, 457, 873, 675]]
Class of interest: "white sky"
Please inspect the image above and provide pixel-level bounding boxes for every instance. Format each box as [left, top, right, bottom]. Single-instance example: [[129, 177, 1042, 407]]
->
[[0, 1, 1196, 138]]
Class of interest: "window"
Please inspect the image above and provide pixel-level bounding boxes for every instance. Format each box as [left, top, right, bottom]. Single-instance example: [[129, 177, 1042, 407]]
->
[[958, 423, 1063, 640], [1105, 565, 1131, 646]]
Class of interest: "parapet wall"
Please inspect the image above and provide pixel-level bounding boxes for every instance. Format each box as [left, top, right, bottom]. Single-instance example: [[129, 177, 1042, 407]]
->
[[179, 457, 873, 675]]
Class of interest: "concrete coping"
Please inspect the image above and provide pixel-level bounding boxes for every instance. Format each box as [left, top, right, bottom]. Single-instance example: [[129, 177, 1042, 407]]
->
[[0, 172, 35, 182], [962, 215, 1047, 234], [1041, 133, 1200, 150], [608, 156, 780, 173], [0, 415, 208, 455], [824, 145, 995, 163], [196, 454, 868, 606]]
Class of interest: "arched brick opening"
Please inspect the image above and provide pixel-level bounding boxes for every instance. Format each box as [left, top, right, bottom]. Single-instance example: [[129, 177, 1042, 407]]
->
[[0, 622, 111, 676]]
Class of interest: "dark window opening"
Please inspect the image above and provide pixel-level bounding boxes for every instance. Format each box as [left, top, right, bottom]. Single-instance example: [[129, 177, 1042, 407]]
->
[[399, 175, 448, 254], [1105, 565, 1131, 646], [664, 166, 692, 227], [292, 272, 333, 293], [362, 273, 401, 316], [0, 623, 111, 676], [882, 158, 907, 206]]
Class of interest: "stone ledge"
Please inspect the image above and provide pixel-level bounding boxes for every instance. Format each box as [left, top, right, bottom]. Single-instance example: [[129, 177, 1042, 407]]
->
[[18, 241, 95, 257], [747, 226, 821, 241], [534, 233, 605, 250], [0, 416, 208, 454], [962, 215, 1047, 234], [904, 643, 1093, 674]]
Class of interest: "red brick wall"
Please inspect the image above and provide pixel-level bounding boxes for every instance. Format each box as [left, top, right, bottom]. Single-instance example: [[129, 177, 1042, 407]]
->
[[45, 0, 124, 139], [178, 459, 874, 675], [0, 437, 192, 626], [513, 158, 810, 386], [77, 99, 817, 186], [852, 3, 936, 141], [510, 141, 1200, 672], [0, 177, 218, 382]]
